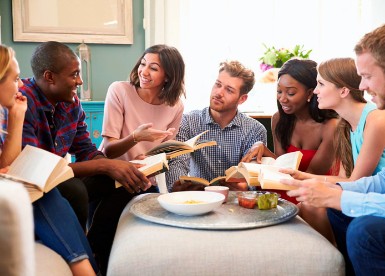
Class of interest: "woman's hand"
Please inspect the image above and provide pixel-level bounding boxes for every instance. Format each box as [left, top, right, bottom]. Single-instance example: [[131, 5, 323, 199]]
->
[[134, 123, 175, 142], [283, 178, 342, 209], [279, 168, 312, 180], [8, 92, 27, 117], [0, 166, 9, 174]]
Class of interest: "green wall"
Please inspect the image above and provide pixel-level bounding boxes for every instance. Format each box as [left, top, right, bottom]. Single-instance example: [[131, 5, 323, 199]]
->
[[0, 0, 145, 101]]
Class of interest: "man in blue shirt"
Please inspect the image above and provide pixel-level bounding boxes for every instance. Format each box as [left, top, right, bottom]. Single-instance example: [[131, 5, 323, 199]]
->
[[166, 60, 267, 191], [283, 24, 385, 276]]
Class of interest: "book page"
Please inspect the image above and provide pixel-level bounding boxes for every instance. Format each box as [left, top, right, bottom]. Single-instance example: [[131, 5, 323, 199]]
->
[[7, 145, 64, 190], [259, 167, 295, 190], [183, 130, 209, 148], [274, 151, 303, 169], [116, 153, 168, 188], [130, 153, 168, 174], [260, 157, 276, 165]]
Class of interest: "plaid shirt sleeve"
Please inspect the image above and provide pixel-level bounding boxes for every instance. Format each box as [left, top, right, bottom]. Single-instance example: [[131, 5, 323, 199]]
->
[[165, 115, 191, 192]]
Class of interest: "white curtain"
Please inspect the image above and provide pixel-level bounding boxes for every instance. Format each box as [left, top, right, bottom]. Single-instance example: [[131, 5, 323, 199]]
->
[[145, 0, 385, 113]]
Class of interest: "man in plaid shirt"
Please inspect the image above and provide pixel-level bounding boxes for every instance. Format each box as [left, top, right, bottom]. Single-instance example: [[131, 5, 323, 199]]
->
[[166, 61, 267, 192]]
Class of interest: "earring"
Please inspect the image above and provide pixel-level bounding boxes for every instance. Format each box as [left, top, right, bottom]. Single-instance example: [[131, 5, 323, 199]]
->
[[307, 98, 311, 102]]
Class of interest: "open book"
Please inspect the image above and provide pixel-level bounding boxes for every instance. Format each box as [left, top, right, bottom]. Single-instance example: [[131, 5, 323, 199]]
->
[[0, 145, 74, 202], [115, 153, 168, 188], [179, 175, 226, 186], [225, 151, 303, 189], [257, 166, 297, 190], [145, 130, 217, 159]]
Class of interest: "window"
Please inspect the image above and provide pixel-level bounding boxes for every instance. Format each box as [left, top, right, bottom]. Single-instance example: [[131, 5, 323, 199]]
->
[[145, 0, 385, 113]]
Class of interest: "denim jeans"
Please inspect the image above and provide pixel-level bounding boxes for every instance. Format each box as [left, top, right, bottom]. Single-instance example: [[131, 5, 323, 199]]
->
[[33, 188, 99, 274], [57, 177, 89, 231], [327, 208, 385, 276]]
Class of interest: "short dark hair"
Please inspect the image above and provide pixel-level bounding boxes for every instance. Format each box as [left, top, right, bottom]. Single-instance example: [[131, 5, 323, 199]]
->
[[31, 41, 78, 79], [130, 44, 185, 106]]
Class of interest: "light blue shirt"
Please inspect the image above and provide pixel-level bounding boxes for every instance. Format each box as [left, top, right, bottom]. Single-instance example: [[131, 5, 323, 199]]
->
[[339, 168, 385, 218], [350, 102, 385, 174], [165, 107, 267, 192]]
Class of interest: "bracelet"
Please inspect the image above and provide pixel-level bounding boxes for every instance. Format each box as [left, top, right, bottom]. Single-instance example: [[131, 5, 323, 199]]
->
[[132, 130, 138, 143]]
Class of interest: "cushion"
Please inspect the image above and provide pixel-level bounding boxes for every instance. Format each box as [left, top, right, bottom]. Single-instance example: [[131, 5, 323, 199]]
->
[[0, 181, 35, 276], [35, 243, 72, 276], [108, 195, 345, 275]]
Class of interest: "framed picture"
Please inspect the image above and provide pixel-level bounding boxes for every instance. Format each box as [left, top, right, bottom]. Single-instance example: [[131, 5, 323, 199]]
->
[[12, 0, 133, 44]]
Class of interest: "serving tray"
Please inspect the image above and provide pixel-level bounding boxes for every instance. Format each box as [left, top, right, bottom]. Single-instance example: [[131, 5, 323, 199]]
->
[[130, 192, 299, 230]]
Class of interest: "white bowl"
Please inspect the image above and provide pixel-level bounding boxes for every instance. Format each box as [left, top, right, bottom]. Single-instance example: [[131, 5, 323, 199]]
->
[[157, 191, 225, 216]]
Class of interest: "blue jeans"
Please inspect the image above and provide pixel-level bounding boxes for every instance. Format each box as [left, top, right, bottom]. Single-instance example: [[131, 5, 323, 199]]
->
[[328, 208, 385, 276], [33, 188, 99, 274]]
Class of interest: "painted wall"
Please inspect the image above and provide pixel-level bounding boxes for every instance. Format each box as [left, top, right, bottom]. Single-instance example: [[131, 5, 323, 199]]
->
[[0, 0, 145, 101]]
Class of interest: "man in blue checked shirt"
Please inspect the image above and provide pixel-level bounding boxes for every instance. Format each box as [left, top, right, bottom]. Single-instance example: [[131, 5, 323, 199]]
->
[[282, 24, 385, 276], [166, 60, 267, 192]]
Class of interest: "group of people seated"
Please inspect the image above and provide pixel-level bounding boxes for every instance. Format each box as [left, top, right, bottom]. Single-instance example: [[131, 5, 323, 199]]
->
[[1, 23, 385, 276]]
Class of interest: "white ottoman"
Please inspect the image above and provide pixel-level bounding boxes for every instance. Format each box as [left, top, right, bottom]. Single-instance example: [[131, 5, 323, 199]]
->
[[108, 194, 344, 276]]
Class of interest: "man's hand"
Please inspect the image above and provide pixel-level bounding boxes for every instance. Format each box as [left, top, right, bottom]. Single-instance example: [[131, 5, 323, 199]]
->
[[241, 142, 265, 163], [172, 180, 206, 192], [106, 159, 151, 194], [282, 178, 343, 210], [222, 181, 248, 191]]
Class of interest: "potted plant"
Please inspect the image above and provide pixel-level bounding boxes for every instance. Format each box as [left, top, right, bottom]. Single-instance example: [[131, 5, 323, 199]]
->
[[259, 44, 312, 72]]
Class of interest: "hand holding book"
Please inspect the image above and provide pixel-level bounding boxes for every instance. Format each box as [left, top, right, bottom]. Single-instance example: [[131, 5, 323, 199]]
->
[[225, 151, 303, 190]]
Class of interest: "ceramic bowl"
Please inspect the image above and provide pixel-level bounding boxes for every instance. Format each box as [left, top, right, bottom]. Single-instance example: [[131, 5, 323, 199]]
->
[[157, 191, 225, 216]]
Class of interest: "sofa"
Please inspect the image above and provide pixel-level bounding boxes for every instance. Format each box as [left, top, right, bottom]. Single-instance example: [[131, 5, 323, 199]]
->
[[0, 180, 72, 276]]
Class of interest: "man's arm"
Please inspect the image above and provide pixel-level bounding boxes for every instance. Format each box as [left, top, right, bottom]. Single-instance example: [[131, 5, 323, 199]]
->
[[70, 156, 151, 194], [241, 118, 267, 159]]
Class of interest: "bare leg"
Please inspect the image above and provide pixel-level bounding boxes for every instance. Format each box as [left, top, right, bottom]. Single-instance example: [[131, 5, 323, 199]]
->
[[69, 259, 96, 276], [298, 203, 336, 246]]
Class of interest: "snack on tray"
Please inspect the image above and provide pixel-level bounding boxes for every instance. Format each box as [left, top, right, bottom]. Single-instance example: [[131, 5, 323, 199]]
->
[[257, 193, 279, 210], [237, 191, 257, 209]]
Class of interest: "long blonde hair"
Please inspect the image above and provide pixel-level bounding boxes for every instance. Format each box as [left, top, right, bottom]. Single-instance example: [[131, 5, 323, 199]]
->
[[0, 45, 15, 83]]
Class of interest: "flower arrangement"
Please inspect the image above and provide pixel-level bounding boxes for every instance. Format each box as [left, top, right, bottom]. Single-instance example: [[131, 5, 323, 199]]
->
[[259, 44, 312, 72]]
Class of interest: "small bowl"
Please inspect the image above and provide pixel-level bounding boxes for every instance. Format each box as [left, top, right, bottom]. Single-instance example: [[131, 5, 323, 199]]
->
[[256, 192, 280, 210], [157, 191, 225, 216], [237, 191, 258, 209], [204, 186, 229, 202]]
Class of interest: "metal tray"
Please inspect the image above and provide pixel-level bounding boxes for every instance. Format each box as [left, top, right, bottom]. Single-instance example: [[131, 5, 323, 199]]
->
[[130, 192, 299, 230]]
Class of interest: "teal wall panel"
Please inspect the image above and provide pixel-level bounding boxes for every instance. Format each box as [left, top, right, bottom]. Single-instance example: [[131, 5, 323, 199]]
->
[[0, 0, 145, 101]]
